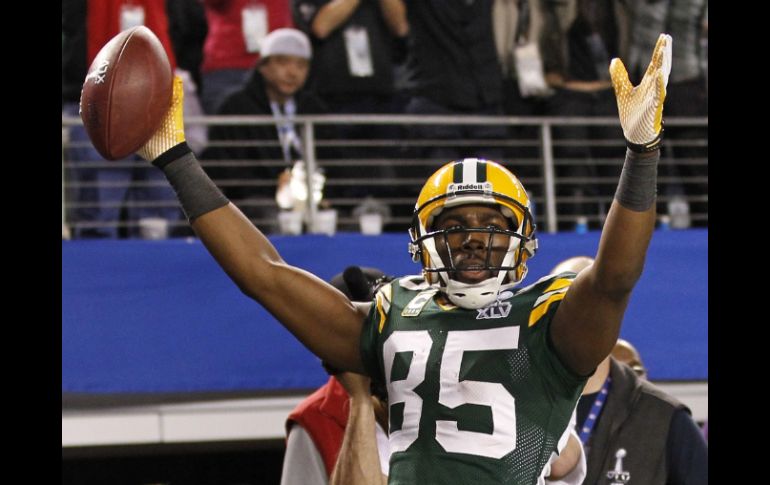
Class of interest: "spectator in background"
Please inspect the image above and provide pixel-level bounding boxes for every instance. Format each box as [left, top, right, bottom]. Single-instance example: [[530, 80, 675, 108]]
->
[[328, 370, 390, 485], [166, 0, 208, 89], [62, 0, 183, 238], [291, 0, 410, 202], [199, 0, 294, 115], [578, 341, 708, 484], [538, 0, 632, 231], [281, 266, 392, 485], [202, 28, 329, 232], [610, 337, 646, 378], [401, 0, 507, 165], [166, 0, 210, 157], [626, 0, 708, 227], [62, 0, 88, 112], [492, 0, 552, 192], [551, 256, 708, 485], [62, 0, 88, 238]]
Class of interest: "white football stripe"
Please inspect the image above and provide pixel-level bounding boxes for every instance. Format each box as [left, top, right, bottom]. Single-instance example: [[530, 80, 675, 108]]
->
[[463, 159, 477, 184], [533, 286, 569, 307]]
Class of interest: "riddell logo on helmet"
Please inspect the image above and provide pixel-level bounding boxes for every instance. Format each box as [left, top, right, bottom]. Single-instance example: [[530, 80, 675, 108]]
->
[[448, 182, 492, 193]]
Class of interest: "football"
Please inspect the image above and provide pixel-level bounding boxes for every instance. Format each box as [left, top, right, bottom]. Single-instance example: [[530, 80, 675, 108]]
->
[[79, 26, 173, 160]]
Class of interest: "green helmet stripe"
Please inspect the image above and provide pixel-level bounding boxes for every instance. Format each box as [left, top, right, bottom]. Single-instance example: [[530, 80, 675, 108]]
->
[[453, 162, 464, 183]]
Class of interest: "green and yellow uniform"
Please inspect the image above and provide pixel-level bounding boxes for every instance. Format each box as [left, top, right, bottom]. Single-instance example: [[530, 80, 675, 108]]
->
[[361, 272, 587, 485]]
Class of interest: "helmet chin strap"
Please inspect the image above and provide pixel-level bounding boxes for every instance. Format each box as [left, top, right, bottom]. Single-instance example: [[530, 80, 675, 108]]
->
[[445, 276, 502, 309], [444, 241, 519, 308]]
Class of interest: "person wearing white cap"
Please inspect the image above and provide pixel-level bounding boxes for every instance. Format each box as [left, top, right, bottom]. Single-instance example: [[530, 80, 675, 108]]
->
[[201, 27, 329, 233], [198, 0, 295, 115], [258, 28, 313, 104]]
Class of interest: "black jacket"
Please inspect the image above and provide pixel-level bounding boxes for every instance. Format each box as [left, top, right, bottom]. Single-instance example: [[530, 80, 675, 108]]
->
[[201, 68, 330, 202], [402, 0, 502, 110], [581, 358, 708, 485]]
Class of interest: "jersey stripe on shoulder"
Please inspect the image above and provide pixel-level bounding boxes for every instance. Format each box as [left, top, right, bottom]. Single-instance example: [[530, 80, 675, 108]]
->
[[528, 274, 575, 327], [516, 272, 563, 294], [398, 275, 431, 291], [374, 282, 393, 333]]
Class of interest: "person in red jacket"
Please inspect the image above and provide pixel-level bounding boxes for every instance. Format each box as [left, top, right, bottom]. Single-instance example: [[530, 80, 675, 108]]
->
[[281, 266, 391, 485], [85, 0, 177, 70], [64, 0, 182, 238], [200, 0, 294, 114]]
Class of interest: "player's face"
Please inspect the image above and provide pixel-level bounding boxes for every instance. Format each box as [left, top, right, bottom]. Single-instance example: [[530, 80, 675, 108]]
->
[[432, 204, 513, 284], [259, 55, 310, 99]]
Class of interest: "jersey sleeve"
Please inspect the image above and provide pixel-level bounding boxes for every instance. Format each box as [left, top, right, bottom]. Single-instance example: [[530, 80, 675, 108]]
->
[[359, 282, 393, 384], [526, 273, 588, 394]]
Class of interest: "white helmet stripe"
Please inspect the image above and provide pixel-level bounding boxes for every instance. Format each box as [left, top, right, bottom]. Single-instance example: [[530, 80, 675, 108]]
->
[[462, 159, 478, 184]]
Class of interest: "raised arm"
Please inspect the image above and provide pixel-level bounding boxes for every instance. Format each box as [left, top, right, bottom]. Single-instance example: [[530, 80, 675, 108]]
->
[[550, 34, 673, 376], [137, 77, 370, 373], [310, 0, 362, 39], [378, 0, 409, 37], [330, 372, 389, 485]]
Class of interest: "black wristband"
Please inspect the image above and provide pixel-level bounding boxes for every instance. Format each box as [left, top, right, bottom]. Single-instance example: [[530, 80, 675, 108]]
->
[[152, 142, 194, 169], [614, 149, 659, 212], [153, 142, 230, 221]]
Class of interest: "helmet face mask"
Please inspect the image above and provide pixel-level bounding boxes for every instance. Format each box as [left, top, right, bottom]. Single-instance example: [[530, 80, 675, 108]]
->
[[429, 226, 522, 273], [409, 159, 538, 309]]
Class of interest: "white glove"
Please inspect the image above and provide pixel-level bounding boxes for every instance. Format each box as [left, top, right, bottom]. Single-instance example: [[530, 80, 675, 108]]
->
[[610, 33, 672, 152], [138, 75, 186, 161]]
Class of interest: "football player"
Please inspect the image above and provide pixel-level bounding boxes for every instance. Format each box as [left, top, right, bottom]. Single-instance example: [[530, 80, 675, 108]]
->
[[132, 33, 672, 485]]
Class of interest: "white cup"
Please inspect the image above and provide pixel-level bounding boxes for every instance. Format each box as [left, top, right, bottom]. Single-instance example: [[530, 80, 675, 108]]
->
[[359, 213, 383, 235], [278, 211, 303, 235], [310, 209, 337, 236], [138, 217, 169, 240]]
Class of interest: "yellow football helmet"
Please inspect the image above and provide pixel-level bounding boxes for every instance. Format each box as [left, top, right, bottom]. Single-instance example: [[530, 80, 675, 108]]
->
[[408, 158, 538, 308]]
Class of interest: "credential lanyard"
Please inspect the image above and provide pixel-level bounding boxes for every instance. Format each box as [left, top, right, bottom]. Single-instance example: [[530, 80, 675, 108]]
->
[[578, 376, 611, 445], [270, 99, 302, 165]]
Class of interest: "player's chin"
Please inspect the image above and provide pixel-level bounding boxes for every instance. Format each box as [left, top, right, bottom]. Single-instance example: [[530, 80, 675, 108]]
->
[[453, 268, 493, 284]]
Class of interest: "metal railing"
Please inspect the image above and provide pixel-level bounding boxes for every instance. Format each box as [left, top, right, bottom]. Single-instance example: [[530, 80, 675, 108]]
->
[[61, 114, 707, 237]]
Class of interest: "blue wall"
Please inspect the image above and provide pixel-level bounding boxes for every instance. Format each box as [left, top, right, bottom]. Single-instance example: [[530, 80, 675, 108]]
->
[[62, 229, 707, 393]]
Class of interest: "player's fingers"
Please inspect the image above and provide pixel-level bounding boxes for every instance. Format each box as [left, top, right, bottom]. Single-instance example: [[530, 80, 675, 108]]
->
[[609, 58, 633, 98]]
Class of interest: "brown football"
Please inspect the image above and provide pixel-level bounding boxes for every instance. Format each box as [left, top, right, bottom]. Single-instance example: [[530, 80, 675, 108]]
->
[[79, 26, 172, 160]]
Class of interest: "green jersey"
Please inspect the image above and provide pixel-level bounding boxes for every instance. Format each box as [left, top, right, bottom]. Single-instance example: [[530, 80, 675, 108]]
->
[[360, 273, 587, 485]]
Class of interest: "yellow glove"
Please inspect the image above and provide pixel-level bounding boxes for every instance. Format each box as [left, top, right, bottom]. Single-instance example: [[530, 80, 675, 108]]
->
[[610, 33, 672, 152], [138, 75, 186, 161]]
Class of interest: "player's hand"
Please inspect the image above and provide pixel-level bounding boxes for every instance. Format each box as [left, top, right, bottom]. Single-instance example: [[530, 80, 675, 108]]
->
[[137, 75, 186, 161], [610, 33, 672, 153]]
